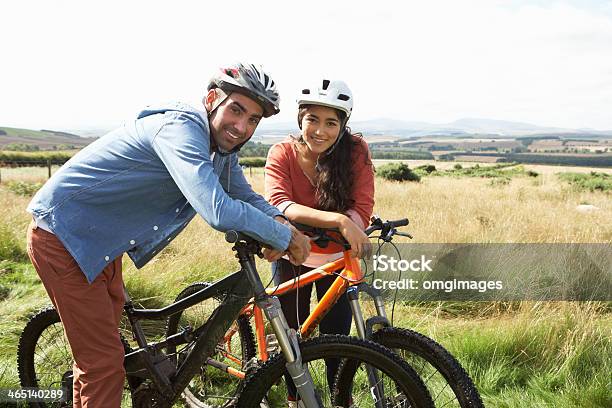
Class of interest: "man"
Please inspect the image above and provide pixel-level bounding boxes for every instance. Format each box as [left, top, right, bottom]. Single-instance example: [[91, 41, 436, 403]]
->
[[26, 62, 311, 407]]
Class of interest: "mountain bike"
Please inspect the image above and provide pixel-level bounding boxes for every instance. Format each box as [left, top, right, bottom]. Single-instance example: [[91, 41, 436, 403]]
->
[[167, 217, 484, 408], [17, 228, 434, 408]]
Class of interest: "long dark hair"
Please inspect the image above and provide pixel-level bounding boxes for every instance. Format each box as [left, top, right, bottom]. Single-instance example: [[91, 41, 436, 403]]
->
[[297, 106, 366, 212]]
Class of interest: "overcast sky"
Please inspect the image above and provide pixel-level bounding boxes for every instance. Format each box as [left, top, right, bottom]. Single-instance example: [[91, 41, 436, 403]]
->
[[1, 0, 611, 131]]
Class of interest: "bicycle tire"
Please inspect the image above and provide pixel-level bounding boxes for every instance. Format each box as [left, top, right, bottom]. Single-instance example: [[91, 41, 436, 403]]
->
[[165, 282, 257, 407], [235, 334, 434, 408], [17, 306, 137, 408], [370, 327, 484, 408]]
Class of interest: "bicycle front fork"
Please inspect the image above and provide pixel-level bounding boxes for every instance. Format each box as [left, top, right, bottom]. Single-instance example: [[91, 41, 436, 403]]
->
[[240, 254, 322, 407], [347, 283, 390, 339], [347, 284, 391, 408], [256, 295, 322, 408]]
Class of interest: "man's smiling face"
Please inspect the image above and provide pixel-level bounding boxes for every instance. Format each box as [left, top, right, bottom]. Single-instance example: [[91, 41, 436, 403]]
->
[[206, 89, 264, 152]]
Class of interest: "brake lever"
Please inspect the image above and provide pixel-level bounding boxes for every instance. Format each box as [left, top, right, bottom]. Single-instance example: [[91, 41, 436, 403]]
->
[[395, 231, 413, 239]]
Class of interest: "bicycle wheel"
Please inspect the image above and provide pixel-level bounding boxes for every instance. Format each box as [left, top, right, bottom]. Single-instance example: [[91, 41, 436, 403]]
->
[[234, 334, 434, 408], [166, 282, 257, 407], [370, 327, 483, 408], [17, 306, 137, 408]]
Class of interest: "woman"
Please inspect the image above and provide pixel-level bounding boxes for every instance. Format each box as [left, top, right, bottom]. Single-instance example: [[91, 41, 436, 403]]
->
[[265, 79, 375, 404]]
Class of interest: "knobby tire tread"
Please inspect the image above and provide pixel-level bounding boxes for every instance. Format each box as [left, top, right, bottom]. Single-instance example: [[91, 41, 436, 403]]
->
[[235, 334, 434, 408], [371, 327, 484, 408]]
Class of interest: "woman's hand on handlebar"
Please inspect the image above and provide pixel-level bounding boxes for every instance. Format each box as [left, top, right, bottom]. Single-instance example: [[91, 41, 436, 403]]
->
[[339, 215, 372, 259]]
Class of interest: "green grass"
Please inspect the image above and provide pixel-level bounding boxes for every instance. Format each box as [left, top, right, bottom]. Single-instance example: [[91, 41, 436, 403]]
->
[[5, 181, 43, 197], [0, 260, 49, 391], [558, 172, 612, 193], [0, 224, 29, 263], [406, 163, 540, 187], [384, 302, 611, 408], [436, 162, 528, 178], [0, 151, 73, 165], [407, 162, 538, 182], [238, 157, 266, 167]]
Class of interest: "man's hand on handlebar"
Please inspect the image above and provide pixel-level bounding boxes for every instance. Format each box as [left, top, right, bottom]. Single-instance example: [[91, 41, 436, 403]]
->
[[286, 224, 311, 265], [262, 216, 311, 265]]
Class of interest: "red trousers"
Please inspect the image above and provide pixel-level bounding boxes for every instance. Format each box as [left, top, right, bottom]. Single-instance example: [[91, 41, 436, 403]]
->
[[27, 221, 126, 408]]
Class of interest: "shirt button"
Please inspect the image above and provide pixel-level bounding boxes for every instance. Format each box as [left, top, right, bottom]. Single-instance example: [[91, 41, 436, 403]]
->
[[105, 256, 110, 261], [130, 240, 135, 245], [153, 226, 158, 231], [175, 208, 180, 213]]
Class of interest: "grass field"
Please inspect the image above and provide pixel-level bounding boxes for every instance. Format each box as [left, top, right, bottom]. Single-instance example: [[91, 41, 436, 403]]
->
[[0, 164, 610, 407]]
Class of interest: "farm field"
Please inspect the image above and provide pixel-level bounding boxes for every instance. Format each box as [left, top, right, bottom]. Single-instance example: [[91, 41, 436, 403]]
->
[[373, 159, 612, 175], [0, 164, 610, 407]]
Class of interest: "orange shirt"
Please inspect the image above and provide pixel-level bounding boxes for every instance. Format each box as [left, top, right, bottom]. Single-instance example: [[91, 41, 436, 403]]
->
[[265, 135, 375, 260]]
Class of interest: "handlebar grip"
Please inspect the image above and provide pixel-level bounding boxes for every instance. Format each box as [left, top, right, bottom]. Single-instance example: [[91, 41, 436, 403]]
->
[[225, 230, 240, 243], [364, 225, 378, 236], [389, 218, 409, 228]]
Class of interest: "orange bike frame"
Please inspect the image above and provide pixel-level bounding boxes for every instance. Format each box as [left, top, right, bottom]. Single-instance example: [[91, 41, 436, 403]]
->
[[237, 251, 364, 362], [214, 251, 364, 377]]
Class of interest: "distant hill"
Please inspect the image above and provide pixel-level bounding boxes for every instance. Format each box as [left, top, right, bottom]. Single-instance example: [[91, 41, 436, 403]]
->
[[4, 117, 612, 151], [255, 117, 612, 140], [0, 127, 97, 150]]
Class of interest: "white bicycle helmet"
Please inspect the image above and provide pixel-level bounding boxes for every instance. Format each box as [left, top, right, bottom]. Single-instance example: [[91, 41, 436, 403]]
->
[[208, 62, 280, 117], [297, 79, 353, 119]]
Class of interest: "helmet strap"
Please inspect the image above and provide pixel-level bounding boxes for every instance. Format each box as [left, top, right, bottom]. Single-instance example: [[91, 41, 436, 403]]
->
[[204, 88, 230, 116]]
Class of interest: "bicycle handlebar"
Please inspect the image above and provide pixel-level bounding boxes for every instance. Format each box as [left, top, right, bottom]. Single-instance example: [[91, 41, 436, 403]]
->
[[295, 216, 411, 249], [224, 215, 412, 257], [225, 230, 266, 256], [364, 217, 408, 235]]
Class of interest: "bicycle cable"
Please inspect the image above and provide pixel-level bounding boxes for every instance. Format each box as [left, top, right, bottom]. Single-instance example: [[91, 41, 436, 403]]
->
[[361, 236, 404, 327], [388, 239, 403, 326], [293, 262, 302, 335], [361, 236, 385, 281]]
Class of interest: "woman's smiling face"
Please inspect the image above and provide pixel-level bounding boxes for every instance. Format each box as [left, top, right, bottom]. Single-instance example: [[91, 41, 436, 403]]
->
[[300, 105, 342, 155]]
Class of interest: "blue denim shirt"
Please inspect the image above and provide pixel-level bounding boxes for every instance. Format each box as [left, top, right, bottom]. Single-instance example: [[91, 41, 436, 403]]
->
[[27, 102, 291, 283]]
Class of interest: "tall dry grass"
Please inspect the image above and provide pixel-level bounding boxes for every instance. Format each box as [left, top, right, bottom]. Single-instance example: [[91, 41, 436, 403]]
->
[[2, 167, 609, 303]]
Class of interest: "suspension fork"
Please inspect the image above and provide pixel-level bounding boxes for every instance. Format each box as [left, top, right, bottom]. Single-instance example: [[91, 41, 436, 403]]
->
[[347, 285, 388, 408], [350, 283, 392, 337], [359, 282, 389, 321], [238, 251, 322, 408]]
